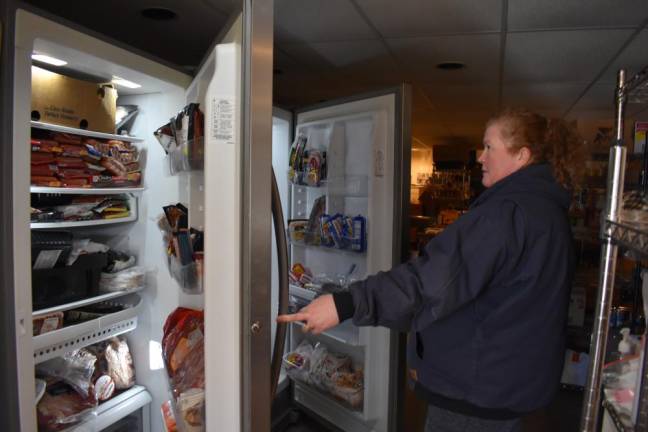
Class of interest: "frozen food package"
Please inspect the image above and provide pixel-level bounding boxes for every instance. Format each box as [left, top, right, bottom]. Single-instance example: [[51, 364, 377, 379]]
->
[[93, 374, 115, 401], [37, 379, 97, 432], [99, 266, 145, 292], [176, 388, 205, 431], [305, 196, 326, 245], [33, 311, 64, 336], [162, 400, 178, 432], [104, 337, 136, 389], [36, 349, 97, 399], [283, 341, 314, 383]]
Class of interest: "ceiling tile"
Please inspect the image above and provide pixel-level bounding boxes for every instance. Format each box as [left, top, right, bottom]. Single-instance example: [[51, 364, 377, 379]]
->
[[354, 0, 502, 38], [387, 34, 500, 83], [504, 29, 633, 83], [502, 82, 588, 112], [421, 84, 499, 112], [599, 29, 648, 84], [274, 0, 376, 43], [280, 40, 388, 69], [509, 0, 648, 31]]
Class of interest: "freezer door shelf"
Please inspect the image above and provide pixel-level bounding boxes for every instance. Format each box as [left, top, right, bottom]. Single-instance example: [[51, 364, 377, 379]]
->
[[61, 385, 152, 432], [31, 120, 144, 143], [33, 294, 142, 364]]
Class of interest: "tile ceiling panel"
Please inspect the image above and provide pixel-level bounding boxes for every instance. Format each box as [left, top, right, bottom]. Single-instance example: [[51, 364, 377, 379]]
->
[[387, 34, 500, 83], [274, 0, 375, 43], [421, 84, 499, 112], [504, 30, 633, 83], [502, 82, 588, 112], [280, 40, 388, 69], [598, 29, 648, 84], [354, 0, 502, 38], [509, 0, 648, 31], [570, 84, 615, 111]]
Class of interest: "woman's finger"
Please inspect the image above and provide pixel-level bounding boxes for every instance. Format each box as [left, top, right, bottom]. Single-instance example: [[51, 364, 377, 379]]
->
[[277, 312, 308, 323]]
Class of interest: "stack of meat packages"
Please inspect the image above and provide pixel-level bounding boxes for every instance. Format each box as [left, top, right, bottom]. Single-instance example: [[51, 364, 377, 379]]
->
[[162, 308, 205, 432], [36, 337, 136, 431], [31, 131, 142, 188]]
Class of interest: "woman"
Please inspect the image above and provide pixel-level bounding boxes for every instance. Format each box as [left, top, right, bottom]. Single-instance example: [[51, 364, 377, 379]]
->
[[278, 109, 581, 432]]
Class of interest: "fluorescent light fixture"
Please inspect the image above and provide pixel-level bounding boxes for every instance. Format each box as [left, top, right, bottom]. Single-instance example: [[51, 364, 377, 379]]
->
[[31, 53, 67, 66], [149, 340, 164, 371], [111, 76, 141, 89]]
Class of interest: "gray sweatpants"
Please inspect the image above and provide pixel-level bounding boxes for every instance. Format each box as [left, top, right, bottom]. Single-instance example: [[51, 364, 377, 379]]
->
[[425, 405, 522, 432]]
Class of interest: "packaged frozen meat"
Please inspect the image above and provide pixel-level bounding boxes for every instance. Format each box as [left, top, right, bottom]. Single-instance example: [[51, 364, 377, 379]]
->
[[37, 379, 97, 432], [36, 349, 97, 399], [161, 400, 178, 432], [162, 308, 205, 431], [33, 311, 64, 336], [99, 266, 144, 292], [104, 337, 135, 390]]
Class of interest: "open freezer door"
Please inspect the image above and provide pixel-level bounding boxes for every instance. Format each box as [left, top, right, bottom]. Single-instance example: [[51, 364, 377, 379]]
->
[[283, 86, 412, 432]]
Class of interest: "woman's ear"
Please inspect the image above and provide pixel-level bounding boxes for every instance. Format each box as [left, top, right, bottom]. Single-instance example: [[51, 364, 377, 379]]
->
[[519, 147, 532, 165]]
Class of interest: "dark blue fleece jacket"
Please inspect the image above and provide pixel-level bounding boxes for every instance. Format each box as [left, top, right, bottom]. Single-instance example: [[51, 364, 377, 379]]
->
[[335, 163, 574, 418]]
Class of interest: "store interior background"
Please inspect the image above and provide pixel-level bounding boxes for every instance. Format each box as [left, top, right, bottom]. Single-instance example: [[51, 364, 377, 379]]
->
[[19, 0, 648, 430]]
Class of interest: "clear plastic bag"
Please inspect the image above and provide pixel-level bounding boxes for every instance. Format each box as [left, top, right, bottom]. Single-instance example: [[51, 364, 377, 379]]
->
[[99, 266, 145, 292], [36, 349, 97, 399], [283, 341, 314, 384]]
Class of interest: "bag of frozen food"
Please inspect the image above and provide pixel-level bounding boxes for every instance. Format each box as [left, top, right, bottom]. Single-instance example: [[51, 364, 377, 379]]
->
[[33, 311, 64, 336], [36, 349, 97, 399], [283, 340, 314, 384], [104, 337, 135, 389], [37, 379, 97, 431]]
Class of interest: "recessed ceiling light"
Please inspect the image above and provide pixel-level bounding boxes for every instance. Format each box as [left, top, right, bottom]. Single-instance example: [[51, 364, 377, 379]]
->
[[111, 76, 141, 89], [31, 53, 67, 66], [141, 7, 177, 20], [436, 62, 466, 71]]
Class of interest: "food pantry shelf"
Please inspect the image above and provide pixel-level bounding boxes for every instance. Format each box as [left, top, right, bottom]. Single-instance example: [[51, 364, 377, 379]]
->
[[33, 287, 144, 317], [33, 294, 142, 364], [61, 385, 151, 432], [30, 186, 145, 195], [605, 219, 648, 257], [31, 120, 144, 143]]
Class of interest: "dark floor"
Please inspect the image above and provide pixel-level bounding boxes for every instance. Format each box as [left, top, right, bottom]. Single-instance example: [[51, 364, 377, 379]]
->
[[276, 388, 583, 432]]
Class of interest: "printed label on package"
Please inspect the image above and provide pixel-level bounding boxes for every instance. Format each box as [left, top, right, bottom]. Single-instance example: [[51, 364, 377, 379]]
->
[[33, 250, 62, 270], [212, 97, 235, 145]]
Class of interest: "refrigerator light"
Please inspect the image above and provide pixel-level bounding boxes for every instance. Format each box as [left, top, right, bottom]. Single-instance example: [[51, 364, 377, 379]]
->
[[112, 76, 142, 89], [149, 340, 164, 370], [31, 53, 67, 66]]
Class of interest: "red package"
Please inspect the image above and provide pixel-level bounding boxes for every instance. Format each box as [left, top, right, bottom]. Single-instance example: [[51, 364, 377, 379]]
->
[[100, 157, 127, 177], [32, 152, 57, 165], [31, 164, 58, 177], [60, 144, 87, 157], [52, 133, 82, 146], [162, 400, 178, 432], [162, 309, 204, 375], [31, 176, 61, 187], [60, 178, 91, 187], [55, 156, 86, 169], [31, 139, 63, 153], [56, 168, 93, 179]]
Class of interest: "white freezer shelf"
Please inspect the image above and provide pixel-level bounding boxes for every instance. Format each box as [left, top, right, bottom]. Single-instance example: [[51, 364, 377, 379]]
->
[[62, 385, 152, 432], [31, 120, 144, 142], [33, 294, 142, 364], [33, 287, 145, 317], [31, 186, 145, 195], [290, 242, 366, 257], [31, 213, 136, 229], [293, 381, 367, 428]]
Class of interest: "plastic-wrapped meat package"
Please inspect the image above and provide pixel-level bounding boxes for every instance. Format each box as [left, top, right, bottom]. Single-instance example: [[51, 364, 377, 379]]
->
[[36, 349, 97, 399], [162, 308, 205, 431], [104, 337, 136, 390], [37, 379, 97, 431]]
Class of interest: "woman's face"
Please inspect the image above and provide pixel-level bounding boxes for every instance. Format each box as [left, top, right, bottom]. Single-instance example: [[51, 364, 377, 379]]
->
[[478, 122, 528, 188]]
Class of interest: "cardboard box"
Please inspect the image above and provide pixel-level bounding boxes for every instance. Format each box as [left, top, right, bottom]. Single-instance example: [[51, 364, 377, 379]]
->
[[31, 66, 117, 133]]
